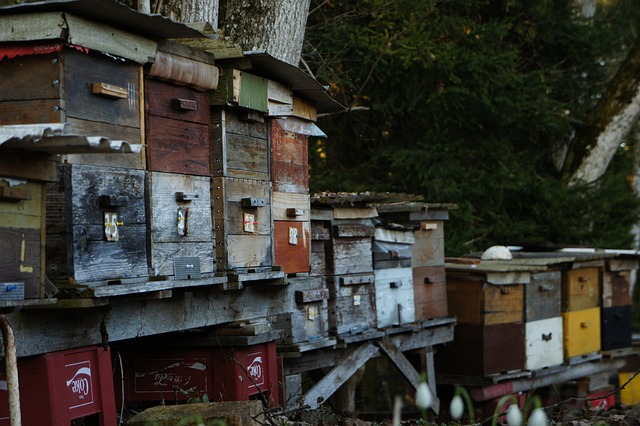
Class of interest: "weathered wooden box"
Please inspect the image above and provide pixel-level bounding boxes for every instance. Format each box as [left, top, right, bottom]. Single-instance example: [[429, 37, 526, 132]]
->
[[413, 221, 445, 267], [436, 322, 524, 376], [562, 306, 601, 359], [413, 266, 448, 320], [446, 274, 524, 325], [273, 192, 310, 274], [211, 176, 273, 271], [210, 108, 269, 181], [525, 316, 563, 371], [0, 178, 44, 299], [145, 78, 210, 176], [374, 267, 415, 328], [273, 276, 329, 344], [328, 224, 374, 275], [372, 227, 413, 270], [46, 164, 148, 285], [0, 45, 141, 144], [327, 273, 376, 335], [525, 271, 562, 322], [562, 267, 600, 312], [310, 220, 330, 277], [270, 119, 308, 193], [146, 172, 214, 278], [603, 270, 632, 308], [601, 305, 632, 350]]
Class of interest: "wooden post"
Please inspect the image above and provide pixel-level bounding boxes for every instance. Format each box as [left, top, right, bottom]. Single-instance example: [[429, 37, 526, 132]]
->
[[302, 343, 379, 409]]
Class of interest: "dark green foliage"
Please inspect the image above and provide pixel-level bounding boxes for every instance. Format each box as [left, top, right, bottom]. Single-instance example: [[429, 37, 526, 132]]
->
[[305, 0, 640, 255]]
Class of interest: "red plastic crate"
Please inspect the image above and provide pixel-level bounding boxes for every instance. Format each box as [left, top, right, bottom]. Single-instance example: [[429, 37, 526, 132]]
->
[[118, 348, 213, 404], [0, 346, 116, 425], [212, 342, 279, 406]]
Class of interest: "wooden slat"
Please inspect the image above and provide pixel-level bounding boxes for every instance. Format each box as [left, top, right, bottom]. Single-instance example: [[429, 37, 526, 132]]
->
[[377, 341, 440, 414], [303, 343, 379, 409]]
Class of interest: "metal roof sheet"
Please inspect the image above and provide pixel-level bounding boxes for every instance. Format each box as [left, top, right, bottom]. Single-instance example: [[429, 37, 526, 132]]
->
[[0, 0, 206, 39], [0, 123, 143, 154]]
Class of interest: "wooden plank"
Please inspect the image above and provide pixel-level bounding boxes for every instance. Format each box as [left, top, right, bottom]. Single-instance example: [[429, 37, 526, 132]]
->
[[271, 120, 308, 193], [0, 12, 66, 43], [147, 172, 214, 276], [292, 96, 317, 121], [303, 343, 379, 409], [64, 164, 149, 284], [374, 268, 415, 328], [295, 289, 329, 304], [145, 115, 210, 176], [526, 271, 562, 321], [273, 221, 310, 274], [333, 224, 374, 238], [272, 192, 310, 221], [413, 266, 448, 320], [374, 228, 415, 244], [267, 79, 292, 104], [0, 151, 58, 182], [563, 267, 600, 311], [377, 341, 440, 414], [603, 271, 632, 307], [145, 78, 210, 124], [333, 207, 378, 220]]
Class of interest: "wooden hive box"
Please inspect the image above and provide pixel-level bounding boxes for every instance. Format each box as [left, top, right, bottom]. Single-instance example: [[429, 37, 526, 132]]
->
[[328, 223, 374, 276], [327, 273, 377, 336], [562, 267, 600, 312], [525, 271, 562, 322], [309, 219, 330, 277], [603, 270, 632, 308], [436, 322, 524, 376], [413, 220, 446, 267], [562, 306, 601, 359], [210, 108, 269, 182], [146, 172, 214, 279], [446, 273, 524, 325], [211, 176, 273, 271], [0, 177, 45, 299], [525, 316, 564, 371], [374, 267, 415, 328], [272, 192, 310, 274], [413, 265, 448, 320], [372, 227, 413, 270], [0, 44, 142, 145], [270, 118, 309, 194], [273, 276, 329, 344], [601, 304, 632, 351], [144, 78, 211, 176], [46, 164, 148, 286]]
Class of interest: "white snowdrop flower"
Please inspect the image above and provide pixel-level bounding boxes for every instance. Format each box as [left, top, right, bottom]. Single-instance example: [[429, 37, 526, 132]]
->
[[527, 407, 548, 426], [506, 404, 522, 426], [416, 382, 433, 410], [450, 394, 464, 420]]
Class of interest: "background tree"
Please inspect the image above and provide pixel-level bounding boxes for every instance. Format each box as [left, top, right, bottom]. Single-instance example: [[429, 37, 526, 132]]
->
[[304, 0, 640, 256]]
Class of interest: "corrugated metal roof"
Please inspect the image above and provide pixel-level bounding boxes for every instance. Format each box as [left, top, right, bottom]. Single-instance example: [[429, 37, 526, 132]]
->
[[0, 0, 206, 39], [243, 50, 345, 114], [0, 123, 143, 154]]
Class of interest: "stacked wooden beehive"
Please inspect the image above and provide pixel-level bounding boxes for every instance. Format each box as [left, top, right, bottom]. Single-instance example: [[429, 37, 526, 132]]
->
[[375, 202, 453, 322], [438, 261, 528, 376], [601, 254, 636, 351], [310, 198, 379, 340]]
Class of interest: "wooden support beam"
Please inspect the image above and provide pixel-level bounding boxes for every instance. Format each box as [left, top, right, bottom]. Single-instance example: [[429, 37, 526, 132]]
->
[[377, 341, 440, 415], [302, 343, 379, 409]]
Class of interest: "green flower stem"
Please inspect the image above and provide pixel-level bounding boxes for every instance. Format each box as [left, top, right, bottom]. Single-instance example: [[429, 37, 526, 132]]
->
[[454, 384, 476, 423]]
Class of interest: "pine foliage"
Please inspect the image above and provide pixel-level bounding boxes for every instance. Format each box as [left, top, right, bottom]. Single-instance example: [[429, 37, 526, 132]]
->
[[304, 0, 640, 255]]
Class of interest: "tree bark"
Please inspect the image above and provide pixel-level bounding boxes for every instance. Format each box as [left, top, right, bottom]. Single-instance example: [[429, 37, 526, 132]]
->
[[562, 36, 640, 184], [219, 0, 311, 66]]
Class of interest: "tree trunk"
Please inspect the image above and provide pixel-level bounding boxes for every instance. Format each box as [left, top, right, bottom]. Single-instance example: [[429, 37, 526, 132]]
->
[[219, 0, 311, 66], [574, 0, 597, 18], [165, 0, 219, 28], [562, 36, 640, 184]]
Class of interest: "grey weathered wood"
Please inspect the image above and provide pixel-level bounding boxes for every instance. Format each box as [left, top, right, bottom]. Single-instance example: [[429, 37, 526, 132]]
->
[[210, 108, 270, 181], [377, 341, 440, 414], [147, 172, 214, 277], [212, 177, 273, 269], [302, 343, 379, 409]]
